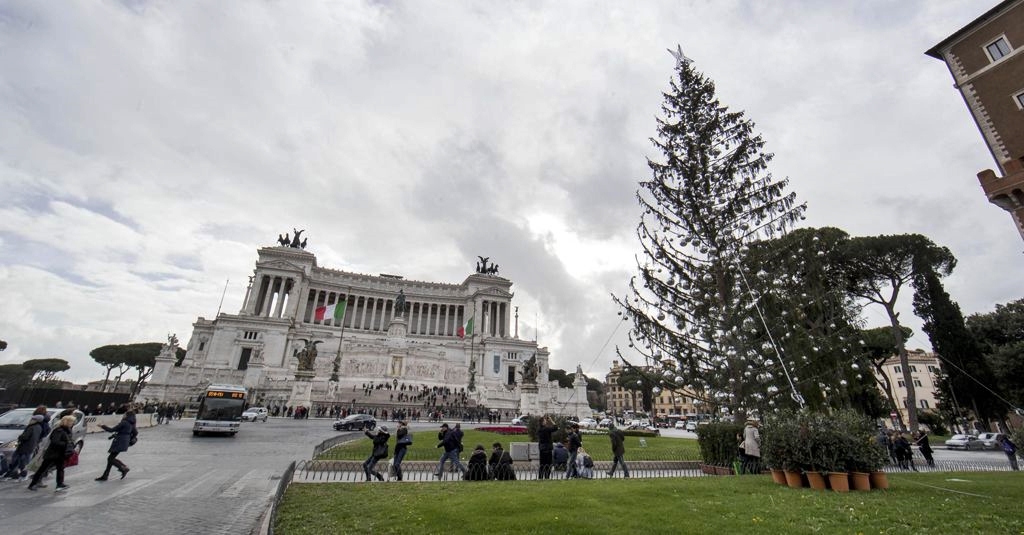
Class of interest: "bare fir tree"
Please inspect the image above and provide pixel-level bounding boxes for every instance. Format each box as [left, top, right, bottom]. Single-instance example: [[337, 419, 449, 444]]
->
[[615, 49, 805, 418]]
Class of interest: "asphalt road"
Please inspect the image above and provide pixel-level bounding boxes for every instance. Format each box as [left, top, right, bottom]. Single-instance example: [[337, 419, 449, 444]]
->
[[0, 417, 343, 535]]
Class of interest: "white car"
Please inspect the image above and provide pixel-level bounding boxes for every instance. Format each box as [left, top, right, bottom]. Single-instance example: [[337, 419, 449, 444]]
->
[[511, 415, 529, 425], [579, 418, 598, 429], [685, 421, 698, 431], [944, 434, 984, 450], [598, 418, 612, 428], [977, 432, 1006, 450], [674, 421, 686, 429], [241, 407, 268, 422]]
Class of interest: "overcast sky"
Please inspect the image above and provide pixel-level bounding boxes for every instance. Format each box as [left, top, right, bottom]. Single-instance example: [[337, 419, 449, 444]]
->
[[2, 1, 1021, 385]]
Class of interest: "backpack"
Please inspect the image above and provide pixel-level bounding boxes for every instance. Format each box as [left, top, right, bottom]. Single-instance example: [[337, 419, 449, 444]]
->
[[582, 455, 594, 468]]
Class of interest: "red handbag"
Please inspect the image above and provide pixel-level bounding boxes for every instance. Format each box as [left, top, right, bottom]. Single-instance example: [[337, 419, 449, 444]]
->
[[64, 450, 80, 468]]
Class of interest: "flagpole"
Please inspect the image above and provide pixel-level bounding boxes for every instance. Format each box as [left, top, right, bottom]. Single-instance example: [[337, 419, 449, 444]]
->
[[330, 289, 350, 383], [215, 278, 229, 316]]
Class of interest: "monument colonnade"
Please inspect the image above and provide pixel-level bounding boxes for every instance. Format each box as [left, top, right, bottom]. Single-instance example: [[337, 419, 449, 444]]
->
[[241, 273, 511, 338]]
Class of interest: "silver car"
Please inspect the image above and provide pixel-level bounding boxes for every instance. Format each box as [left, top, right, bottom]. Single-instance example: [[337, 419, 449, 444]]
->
[[0, 408, 87, 470]]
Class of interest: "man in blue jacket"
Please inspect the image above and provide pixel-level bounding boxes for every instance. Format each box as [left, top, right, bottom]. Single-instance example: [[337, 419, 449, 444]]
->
[[434, 423, 466, 478]]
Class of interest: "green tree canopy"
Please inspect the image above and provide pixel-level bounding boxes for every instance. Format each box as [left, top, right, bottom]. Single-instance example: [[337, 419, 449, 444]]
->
[[22, 358, 70, 383], [89, 343, 162, 394], [913, 266, 1004, 424], [966, 299, 1024, 415], [547, 368, 574, 388], [0, 363, 32, 389]]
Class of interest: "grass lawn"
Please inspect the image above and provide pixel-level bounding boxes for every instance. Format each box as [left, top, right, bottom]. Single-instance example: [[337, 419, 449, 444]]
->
[[315, 429, 701, 461], [276, 472, 1024, 534]]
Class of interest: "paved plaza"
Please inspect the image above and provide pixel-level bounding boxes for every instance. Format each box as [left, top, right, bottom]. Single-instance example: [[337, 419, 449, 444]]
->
[[0, 418, 340, 535]]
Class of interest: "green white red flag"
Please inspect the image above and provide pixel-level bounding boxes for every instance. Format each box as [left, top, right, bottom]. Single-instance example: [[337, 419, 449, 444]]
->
[[315, 300, 347, 322]]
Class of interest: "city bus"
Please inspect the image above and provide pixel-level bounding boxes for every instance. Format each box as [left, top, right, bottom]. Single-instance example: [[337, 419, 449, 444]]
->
[[193, 384, 248, 436]]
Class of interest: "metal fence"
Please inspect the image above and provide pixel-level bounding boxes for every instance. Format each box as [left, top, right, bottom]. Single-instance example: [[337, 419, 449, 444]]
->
[[297, 434, 1017, 487], [292, 459, 708, 482]]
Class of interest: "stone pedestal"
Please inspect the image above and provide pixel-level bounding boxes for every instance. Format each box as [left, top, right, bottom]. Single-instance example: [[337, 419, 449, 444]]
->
[[289, 370, 316, 409], [519, 382, 541, 415]]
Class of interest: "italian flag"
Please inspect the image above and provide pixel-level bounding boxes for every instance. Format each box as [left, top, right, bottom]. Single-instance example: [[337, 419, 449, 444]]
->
[[457, 317, 474, 339], [315, 300, 347, 323]]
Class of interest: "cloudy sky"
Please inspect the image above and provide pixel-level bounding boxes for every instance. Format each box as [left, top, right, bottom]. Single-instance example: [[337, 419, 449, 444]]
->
[[1, 1, 1020, 384]]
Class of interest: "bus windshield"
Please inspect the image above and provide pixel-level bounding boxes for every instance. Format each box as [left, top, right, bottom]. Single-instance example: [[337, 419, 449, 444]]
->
[[197, 397, 245, 421]]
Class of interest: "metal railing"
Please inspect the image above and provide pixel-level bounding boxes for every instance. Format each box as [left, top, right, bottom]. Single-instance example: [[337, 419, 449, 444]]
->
[[292, 459, 707, 482]]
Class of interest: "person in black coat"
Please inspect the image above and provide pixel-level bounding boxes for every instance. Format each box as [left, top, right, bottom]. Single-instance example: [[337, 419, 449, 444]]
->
[[913, 431, 934, 468], [96, 411, 137, 481], [363, 425, 390, 481], [488, 442, 515, 481], [28, 415, 75, 491], [536, 416, 558, 480], [465, 444, 489, 481], [393, 421, 412, 481]]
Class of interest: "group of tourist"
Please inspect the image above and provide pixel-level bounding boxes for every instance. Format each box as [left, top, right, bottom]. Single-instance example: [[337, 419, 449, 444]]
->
[[357, 417, 628, 482], [2, 403, 139, 492]]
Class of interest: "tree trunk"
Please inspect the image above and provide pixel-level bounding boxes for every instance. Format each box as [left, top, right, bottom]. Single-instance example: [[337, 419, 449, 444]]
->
[[871, 363, 905, 430], [886, 305, 918, 431], [101, 366, 113, 393]]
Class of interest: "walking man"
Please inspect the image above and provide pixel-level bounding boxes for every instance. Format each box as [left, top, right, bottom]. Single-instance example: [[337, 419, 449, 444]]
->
[[606, 424, 629, 478], [435, 423, 466, 478], [566, 423, 582, 479]]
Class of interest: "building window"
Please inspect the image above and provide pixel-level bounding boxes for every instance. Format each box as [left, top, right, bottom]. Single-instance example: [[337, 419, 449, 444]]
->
[[898, 380, 905, 388], [894, 365, 902, 374], [928, 365, 939, 374], [913, 379, 923, 387], [198, 341, 206, 351], [243, 331, 258, 340], [920, 400, 930, 409], [910, 365, 918, 372], [237, 347, 252, 370], [1014, 90, 1024, 110], [985, 36, 1011, 62]]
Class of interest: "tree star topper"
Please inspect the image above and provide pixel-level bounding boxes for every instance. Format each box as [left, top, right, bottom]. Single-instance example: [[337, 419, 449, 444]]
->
[[668, 44, 692, 68]]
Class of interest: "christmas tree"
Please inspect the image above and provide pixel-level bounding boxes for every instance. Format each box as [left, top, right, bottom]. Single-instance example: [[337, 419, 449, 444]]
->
[[614, 47, 806, 418]]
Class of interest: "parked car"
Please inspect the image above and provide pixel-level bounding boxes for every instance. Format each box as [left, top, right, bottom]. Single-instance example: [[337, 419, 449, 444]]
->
[[944, 434, 985, 450], [0, 408, 87, 469], [511, 415, 529, 425], [333, 414, 376, 431], [674, 421, 686, 429], [241, 407, 268, 422], [598, 418, 612, 428], [579, 417, 598, 429], [977, 432, 1006, 450], [685, 421, 698, 432]]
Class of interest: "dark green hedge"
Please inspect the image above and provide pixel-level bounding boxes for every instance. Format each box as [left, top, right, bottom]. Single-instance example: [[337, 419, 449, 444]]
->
[[695, 422, 744, 466]]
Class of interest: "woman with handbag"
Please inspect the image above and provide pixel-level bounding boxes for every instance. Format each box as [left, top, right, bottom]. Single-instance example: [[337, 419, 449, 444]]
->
[[27, 415, 75, 492], [363, 425, 390, 481], [393, 421, 412, 481], [96, 410, 137, 481]]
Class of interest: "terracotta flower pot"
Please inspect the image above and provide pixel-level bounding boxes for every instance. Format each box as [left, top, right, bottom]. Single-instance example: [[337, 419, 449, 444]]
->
[[849, 471, 871, 491], [870, 470, 889, 490], [784, 469, 803, 488], [806, 471, 827, 490], [827, 472, 850, 492], [770, 469, 787, 485]]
